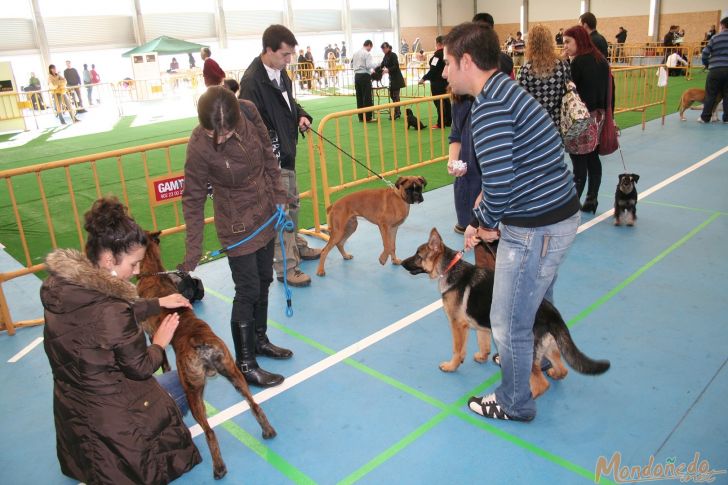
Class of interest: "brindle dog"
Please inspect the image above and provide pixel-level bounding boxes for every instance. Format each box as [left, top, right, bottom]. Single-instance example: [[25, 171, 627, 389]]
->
[[137, 232, 275, 479]]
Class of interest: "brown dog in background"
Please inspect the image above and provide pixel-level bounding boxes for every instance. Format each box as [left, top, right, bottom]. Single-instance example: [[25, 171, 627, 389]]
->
[[678, 88, 723, 121], [316, 176, 426, 276], [137, 232, 275, 480]]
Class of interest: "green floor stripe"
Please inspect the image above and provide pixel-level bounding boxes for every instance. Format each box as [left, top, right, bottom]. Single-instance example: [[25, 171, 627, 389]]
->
[[640, 199, 724, 214], [566, 212, 720, 330], [203, 402, 317, 484], [337, 413, 450, 485]]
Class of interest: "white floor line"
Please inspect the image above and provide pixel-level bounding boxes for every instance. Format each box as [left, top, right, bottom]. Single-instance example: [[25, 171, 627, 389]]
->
[[189, 300, 443, 437], [194, 143, 728, 435], [577, 144, 728, 234], [8, 337, 44, 363]]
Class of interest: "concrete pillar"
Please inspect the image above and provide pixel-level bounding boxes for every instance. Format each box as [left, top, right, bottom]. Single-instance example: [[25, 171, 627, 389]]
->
[[29, 0, 50, 73], [214, 0, 228, 49], [131, 0, 145, 45]]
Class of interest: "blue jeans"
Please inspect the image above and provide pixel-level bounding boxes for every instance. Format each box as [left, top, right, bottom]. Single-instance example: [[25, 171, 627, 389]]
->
[[156, 370, 189, 416], [491, 211, 580, 419]]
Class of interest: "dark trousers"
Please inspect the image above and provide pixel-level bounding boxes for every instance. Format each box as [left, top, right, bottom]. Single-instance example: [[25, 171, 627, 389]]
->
[[569, 150, 602, 199], [389, 87, 401, 117], [431, 89, 452, 126], [228, 239, 274, 328], [701, 67, 728, 122], [355, 73, 374, 121]]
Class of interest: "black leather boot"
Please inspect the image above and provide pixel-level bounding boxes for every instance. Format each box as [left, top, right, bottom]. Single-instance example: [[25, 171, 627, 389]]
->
[[254, 301, 293, 360], [581, 195, 598, 214], [231, 320, 284, 387]]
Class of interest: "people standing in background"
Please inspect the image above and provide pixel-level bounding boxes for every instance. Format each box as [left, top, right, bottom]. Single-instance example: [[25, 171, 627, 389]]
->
[[380, 42, 405, 119], [188, 52, 196, 69], [447, 91, 480, 236], [517, 24, 570, 129], [664, 25, 680, 47], [511, 32, 526, 67], [555, 28, 564, 46], [182, 86, 290, 387], [340, 41, 347, 61], [48, 64, 78, 125], [352, 40, 377, 122], [334, 43, 341, 60], [699, 17, 728, 123], [472, 12, 515, 77], [63, 60, 86, 113], [26, 72, 45, 110], [400, 37, 409, 55], [238, 24, 320, 288], [579, 12, 609, 58], [563, 25, 609, 213], [305, 46, 314, 64], [90, 64, 101, 104], [705, 25, 717, 42], [419, 35, 451, 128], [201, 47, 225, 87], [82, 64, 94, 106], [169, 57, 179, 72], [615, 27, 628, 62], [411, 37, 421, 54]]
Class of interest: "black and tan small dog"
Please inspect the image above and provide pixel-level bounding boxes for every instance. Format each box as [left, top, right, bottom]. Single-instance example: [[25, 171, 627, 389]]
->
[[405, 108, 427, 130], [614, 173, 639, 226], [402, 228, 610, 398], [317, 176, 426, 276]]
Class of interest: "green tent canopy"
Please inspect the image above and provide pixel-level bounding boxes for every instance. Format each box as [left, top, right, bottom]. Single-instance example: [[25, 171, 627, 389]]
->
[[122, 36, 208, 57]]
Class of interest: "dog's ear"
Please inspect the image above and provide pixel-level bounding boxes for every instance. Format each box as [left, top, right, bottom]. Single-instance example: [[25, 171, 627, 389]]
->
[[146, 231, 162, 244], [417, 176, 427, 187], [618, 173, 627, 181], [395, 176, 405, 188], [428, 227, 442, 251], [632, 174, 640, 183]]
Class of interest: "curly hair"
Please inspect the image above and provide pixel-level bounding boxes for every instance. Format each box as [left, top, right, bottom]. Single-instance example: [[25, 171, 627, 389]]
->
[[84, 196, 147, 264], [525, 24, 559, 78]]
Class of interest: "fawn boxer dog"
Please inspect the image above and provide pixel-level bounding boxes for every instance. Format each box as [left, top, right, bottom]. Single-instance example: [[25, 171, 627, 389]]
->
[[137, 232, 275, 479], [316, 176, 426, 276], [402, 228, 610, 398], [678, 88, 723, 121]]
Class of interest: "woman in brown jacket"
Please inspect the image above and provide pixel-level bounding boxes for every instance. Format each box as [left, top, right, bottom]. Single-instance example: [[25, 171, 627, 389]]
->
[[40, 197, 201, 484], [181, 86, 289, 388]]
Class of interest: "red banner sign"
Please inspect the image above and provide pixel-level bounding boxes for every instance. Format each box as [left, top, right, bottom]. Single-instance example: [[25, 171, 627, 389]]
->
[[148, 172, 185, 205]]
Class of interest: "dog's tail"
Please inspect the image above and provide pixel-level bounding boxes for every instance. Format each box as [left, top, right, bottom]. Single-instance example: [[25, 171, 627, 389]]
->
[[541, 302, 610, 375]]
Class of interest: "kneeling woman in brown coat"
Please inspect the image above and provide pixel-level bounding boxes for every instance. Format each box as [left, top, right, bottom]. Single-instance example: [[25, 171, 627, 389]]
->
[[181, 86, 290, 387], [41, 196, 201, 484]]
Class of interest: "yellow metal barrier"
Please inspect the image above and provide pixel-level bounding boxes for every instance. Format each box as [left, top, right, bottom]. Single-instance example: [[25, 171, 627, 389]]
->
[[612, 65, 668, 129]]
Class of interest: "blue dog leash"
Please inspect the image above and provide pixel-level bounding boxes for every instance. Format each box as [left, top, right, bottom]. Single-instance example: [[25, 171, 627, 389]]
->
[[210, 205, 295, 317]]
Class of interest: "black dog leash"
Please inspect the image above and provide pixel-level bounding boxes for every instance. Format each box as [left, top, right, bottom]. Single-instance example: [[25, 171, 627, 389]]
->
[[138, 270, 185, 278], [307, 126, 395, 188]]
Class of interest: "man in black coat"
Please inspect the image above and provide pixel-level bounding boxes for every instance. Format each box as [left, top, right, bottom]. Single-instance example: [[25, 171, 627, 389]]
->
[[419, 35, 451, 127], [472, 13, 514, 77], [380, 42, 405, 119], [239, 24, 319, 288], [580, 12, 609, 58]]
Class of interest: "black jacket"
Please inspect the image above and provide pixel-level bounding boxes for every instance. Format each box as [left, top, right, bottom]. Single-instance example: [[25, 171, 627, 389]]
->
[[238, 56, 312, 171], [590, 31, 609, 58], [63, 67, 81, 86], [380, 51, 405, 89], [422, 48, 448, 94]]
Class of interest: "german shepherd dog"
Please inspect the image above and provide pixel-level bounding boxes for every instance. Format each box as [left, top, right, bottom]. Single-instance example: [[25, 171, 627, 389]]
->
[[137, 232, 275, 479], [405, 108, 427, 130], [316, 176, 426, 276], [614, 173, 639, 226], [402, 228, 610, 398]]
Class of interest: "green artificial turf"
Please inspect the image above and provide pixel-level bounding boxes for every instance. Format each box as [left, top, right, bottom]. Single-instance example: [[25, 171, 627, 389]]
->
[[0, 70, 708, 273]]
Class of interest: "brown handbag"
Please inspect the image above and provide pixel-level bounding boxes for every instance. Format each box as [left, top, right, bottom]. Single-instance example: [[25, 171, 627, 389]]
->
[[598, 69, 619, 156]]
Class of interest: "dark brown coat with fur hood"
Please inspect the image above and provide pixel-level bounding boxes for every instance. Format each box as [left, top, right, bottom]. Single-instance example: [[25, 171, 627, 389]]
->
[[40, 249, 201, 485]]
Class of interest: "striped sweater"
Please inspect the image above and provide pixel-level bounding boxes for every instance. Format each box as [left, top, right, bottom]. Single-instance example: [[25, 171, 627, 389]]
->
[[702, 29, 728, 70], [471, 72, 579, 229]]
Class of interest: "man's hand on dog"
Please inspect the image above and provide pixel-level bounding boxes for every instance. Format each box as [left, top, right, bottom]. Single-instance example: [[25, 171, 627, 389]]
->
[[152, 312, 180, 348], [464, 225, 500, 250], [159, 293, 192, 309]]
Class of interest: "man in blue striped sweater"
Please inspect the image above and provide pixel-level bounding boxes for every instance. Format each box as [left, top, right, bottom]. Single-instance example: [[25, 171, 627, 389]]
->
[[443, 22, 581, 422], [700, 17, 728, 123]]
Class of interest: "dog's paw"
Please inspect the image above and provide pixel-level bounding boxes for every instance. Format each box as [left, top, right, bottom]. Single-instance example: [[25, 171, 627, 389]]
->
[[614, 219, 621, 226], [439, 361, 459, 372], [378, 254, 388, 265], [213, 464, 228, 480], [391, 258, 401, 265], [474, 352, 489, 363], [343, 253, 353, 260], [262, 428, 277, 439], [680, 116, 687, 121], [316, 269, 326, 276], [547, 367, 568, 380]]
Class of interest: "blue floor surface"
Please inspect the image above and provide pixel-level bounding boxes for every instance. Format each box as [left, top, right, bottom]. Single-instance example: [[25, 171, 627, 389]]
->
[[1, 112, 727, 484]]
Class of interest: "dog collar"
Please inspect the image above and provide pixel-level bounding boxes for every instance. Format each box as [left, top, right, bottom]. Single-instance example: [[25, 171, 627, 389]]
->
[[440, 251, 463, 278]]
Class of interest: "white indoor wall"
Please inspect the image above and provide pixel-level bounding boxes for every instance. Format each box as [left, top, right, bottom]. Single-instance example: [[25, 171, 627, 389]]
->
[[475, 0, 519, 24], [589, 0, 650, 18], [529, 0, 581, 22], [399, 0, 437, 27], [442, 1, 475, 26]]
